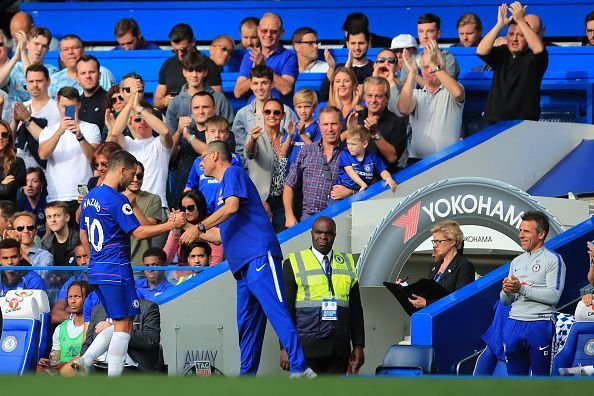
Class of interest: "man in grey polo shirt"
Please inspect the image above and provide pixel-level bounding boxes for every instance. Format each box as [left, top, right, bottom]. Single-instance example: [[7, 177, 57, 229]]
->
[[397, 40, 464, 166]]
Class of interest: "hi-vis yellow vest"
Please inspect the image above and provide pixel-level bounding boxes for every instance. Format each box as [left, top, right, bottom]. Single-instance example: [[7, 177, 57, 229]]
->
[[288, 250, 358, 308]]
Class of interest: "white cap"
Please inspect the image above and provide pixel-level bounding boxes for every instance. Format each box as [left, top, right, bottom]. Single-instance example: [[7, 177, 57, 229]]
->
[[390, 34, 418, 49]]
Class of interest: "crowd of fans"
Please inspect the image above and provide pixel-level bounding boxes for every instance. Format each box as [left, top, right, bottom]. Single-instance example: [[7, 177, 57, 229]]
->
[[0, 3, 592, 375]]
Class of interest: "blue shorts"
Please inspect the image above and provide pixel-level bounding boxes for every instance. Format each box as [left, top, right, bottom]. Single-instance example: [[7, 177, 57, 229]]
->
[[93, 284, 141, 320]]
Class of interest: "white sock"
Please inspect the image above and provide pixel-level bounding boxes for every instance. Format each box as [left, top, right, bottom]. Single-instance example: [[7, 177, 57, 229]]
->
[[81, 325, 114, 367], [583, 365, 594, 376], [106, 332, 131, 377]]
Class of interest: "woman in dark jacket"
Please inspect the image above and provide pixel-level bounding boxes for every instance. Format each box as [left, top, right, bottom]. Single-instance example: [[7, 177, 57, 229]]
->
[[410, 220, 476, 308], [0, 120, 26, 201]]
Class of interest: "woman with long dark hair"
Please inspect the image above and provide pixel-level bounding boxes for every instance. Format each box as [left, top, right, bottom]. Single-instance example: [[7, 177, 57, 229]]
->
[[0, 120, 25, 201]]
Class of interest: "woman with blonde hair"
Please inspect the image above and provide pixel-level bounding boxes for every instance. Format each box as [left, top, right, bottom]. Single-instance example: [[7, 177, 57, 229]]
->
[[409, 220, 476, 309], [327, 67, 363, 122]]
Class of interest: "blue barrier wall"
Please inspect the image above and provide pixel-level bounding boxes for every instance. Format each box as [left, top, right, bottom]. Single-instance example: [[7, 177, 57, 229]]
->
[[22, 1, 594, 42], [411, 217, 594, 374]]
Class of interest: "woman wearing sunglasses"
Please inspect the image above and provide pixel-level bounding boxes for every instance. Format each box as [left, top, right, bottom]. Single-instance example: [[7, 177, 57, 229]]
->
[[87, 141, 123, 191], [103, 85, 126, 136], [0, 120, 26, 201], [244, 98, 291, 232], [164, 189, 223, 272]]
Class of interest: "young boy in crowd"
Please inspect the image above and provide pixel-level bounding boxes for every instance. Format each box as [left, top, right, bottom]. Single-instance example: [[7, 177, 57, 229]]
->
[[176, 241, 212, 285], [281, 88, 321, 169], [334, 126, 397, 197]]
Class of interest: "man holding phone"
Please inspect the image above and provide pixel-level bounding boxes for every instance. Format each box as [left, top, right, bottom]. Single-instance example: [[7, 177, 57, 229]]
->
[[39, 87, 101, 215]]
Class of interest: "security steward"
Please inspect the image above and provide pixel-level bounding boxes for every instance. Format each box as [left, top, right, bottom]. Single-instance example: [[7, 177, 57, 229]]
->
[[280, 216, 365, 374]]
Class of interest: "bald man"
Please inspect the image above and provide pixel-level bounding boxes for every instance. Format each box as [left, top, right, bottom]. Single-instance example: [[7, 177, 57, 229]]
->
[[9, 12, 59, 50]]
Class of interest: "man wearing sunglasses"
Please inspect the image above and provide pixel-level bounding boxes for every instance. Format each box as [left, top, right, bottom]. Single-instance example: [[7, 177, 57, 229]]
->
[[7, 211, 53, 278], [234, 13, 298, 105], [77, 55, 107, 132], [49, 35, 115, 100], [153, 23, 222, 112], [209, 35, 235, 72], [125, 161, 163, 266], [292, 27, 328, 73]]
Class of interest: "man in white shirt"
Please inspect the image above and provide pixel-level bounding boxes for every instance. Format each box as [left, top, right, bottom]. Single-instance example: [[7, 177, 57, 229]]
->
[[38, 87, 101, 205], [107, 88, 172, 210], [292, 27, 329, 73], [12, 64, 60, 169]]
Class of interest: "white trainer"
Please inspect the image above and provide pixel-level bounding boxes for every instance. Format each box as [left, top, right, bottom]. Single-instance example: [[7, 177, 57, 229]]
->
[[290, 367, 317, 379], [559, 366, 585, 376]]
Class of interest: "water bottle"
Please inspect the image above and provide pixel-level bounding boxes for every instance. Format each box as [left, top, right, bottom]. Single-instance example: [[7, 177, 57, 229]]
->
[[49, 350, 58, 367]]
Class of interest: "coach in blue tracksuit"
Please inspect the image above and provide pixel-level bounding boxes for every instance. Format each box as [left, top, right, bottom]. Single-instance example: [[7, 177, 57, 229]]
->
[[180, 141, 315, 378], [500, 210, 566, 376]]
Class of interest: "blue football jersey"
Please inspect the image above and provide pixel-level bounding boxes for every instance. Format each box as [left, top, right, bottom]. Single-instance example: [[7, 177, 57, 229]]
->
[[80, 185, 140, 286]]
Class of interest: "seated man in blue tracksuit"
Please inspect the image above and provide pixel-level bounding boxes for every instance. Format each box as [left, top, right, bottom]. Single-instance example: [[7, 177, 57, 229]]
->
[[500, 211, 566, 376]]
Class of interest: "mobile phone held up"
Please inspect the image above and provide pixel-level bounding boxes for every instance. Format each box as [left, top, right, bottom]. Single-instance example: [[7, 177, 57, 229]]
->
[[65, 105, 76, 119]]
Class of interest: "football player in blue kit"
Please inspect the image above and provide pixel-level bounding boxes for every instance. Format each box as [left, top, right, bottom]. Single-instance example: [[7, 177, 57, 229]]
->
[[180, 141, 315, 378], [74, 150, 185, 376]]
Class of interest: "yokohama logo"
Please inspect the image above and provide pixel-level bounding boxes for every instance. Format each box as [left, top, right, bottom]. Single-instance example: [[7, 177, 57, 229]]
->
[[391, 201, 420, 243]]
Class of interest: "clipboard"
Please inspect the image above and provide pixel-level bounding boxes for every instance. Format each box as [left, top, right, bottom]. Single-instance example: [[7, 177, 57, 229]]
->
[[383, 279, 450, 316]]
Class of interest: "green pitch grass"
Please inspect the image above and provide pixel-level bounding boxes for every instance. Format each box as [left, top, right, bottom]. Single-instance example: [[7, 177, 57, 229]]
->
[[2, 376, 592, 396]]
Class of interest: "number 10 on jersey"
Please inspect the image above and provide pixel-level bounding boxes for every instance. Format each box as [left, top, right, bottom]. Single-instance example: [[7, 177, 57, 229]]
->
[[84, 216, 104, 252]]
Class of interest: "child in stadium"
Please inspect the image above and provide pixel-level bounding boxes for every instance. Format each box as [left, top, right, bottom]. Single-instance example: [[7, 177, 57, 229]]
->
[[281, 88, 321, 169], [333, 125, 397, 198]]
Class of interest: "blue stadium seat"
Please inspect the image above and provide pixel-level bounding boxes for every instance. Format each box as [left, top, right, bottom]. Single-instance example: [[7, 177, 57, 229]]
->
[[5, 290, 51, 360], [0, 296, 41, 374], [375, 344, 435, 376], [552, 322, 594, 375]]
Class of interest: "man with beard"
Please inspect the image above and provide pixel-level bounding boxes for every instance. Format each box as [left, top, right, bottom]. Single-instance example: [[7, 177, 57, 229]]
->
[[76, 55, 107, 131]]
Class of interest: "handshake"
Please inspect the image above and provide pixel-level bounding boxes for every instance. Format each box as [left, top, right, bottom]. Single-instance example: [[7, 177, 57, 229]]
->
[[168, 209, 188, 229]]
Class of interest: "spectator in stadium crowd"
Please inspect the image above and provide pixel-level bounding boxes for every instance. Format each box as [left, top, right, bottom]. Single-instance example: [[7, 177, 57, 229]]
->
[[325, 67, 363, 125], [104, 85, 126, 131], [292, 27, 329, 73], [49, 35, 116, 99], [176, 241, 211, 284], [500, 211, 565, 376], [0, 119, 26, 202], [108, 90, 172, 210], [372, 48, 402, 113], [38, 280, 89, 375], [38, 87, 101, 211], [398, 41, 465, 166], [209, 35, 235, 72], [0, 200, 16, 239], [239, 16, 260, 49], [76, 55, 108, 131], [477, 2, 548, 123], [51, 243, 88, 325], [282, 89, 321, 170], [332, 126, 397, 199], [135, 248, 174, 301], [0, 237, 47, 297], [232, 65, 297, 165], [525, 14, 556, 46], [341, 12, 392, 48], [452, 13, 483, 47], [390, 34, 419, 77], [113, 18, 160, 50], [402, 220, 475, 309], [153, 23, 222, 111], [245, 98, 291, 231], [169, 92, 218, 202], [357, 76, 407, 174], [12, 64, 60, 170], [42, 201, 81, 268], [165, 51, 234, 134], [320, 28, 373, 102], [17, 167, 48, 236], [7, 211, 53, 276], [124, 161, 163, 266], [0, 27, 58, 104], [234, 12, 299, 104], [400, 13, 460, 86], [184, 116, 241, 214], [0, 29, 10, 67], [86, 141, 122, 191], [585, 11, 594, 46], [281, 216, 365, 374], [165, 190, 223, 267], [283, 106, 348, 226], [9, 11, 59, 50], [72, 296, 164, 374]]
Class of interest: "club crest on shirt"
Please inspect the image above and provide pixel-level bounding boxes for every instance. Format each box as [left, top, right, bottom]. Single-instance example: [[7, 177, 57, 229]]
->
[[132, 299, 140, 309], [532, 264, 541, 272], [364, 164, 372, 173], [122, 203, 134, 215]]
